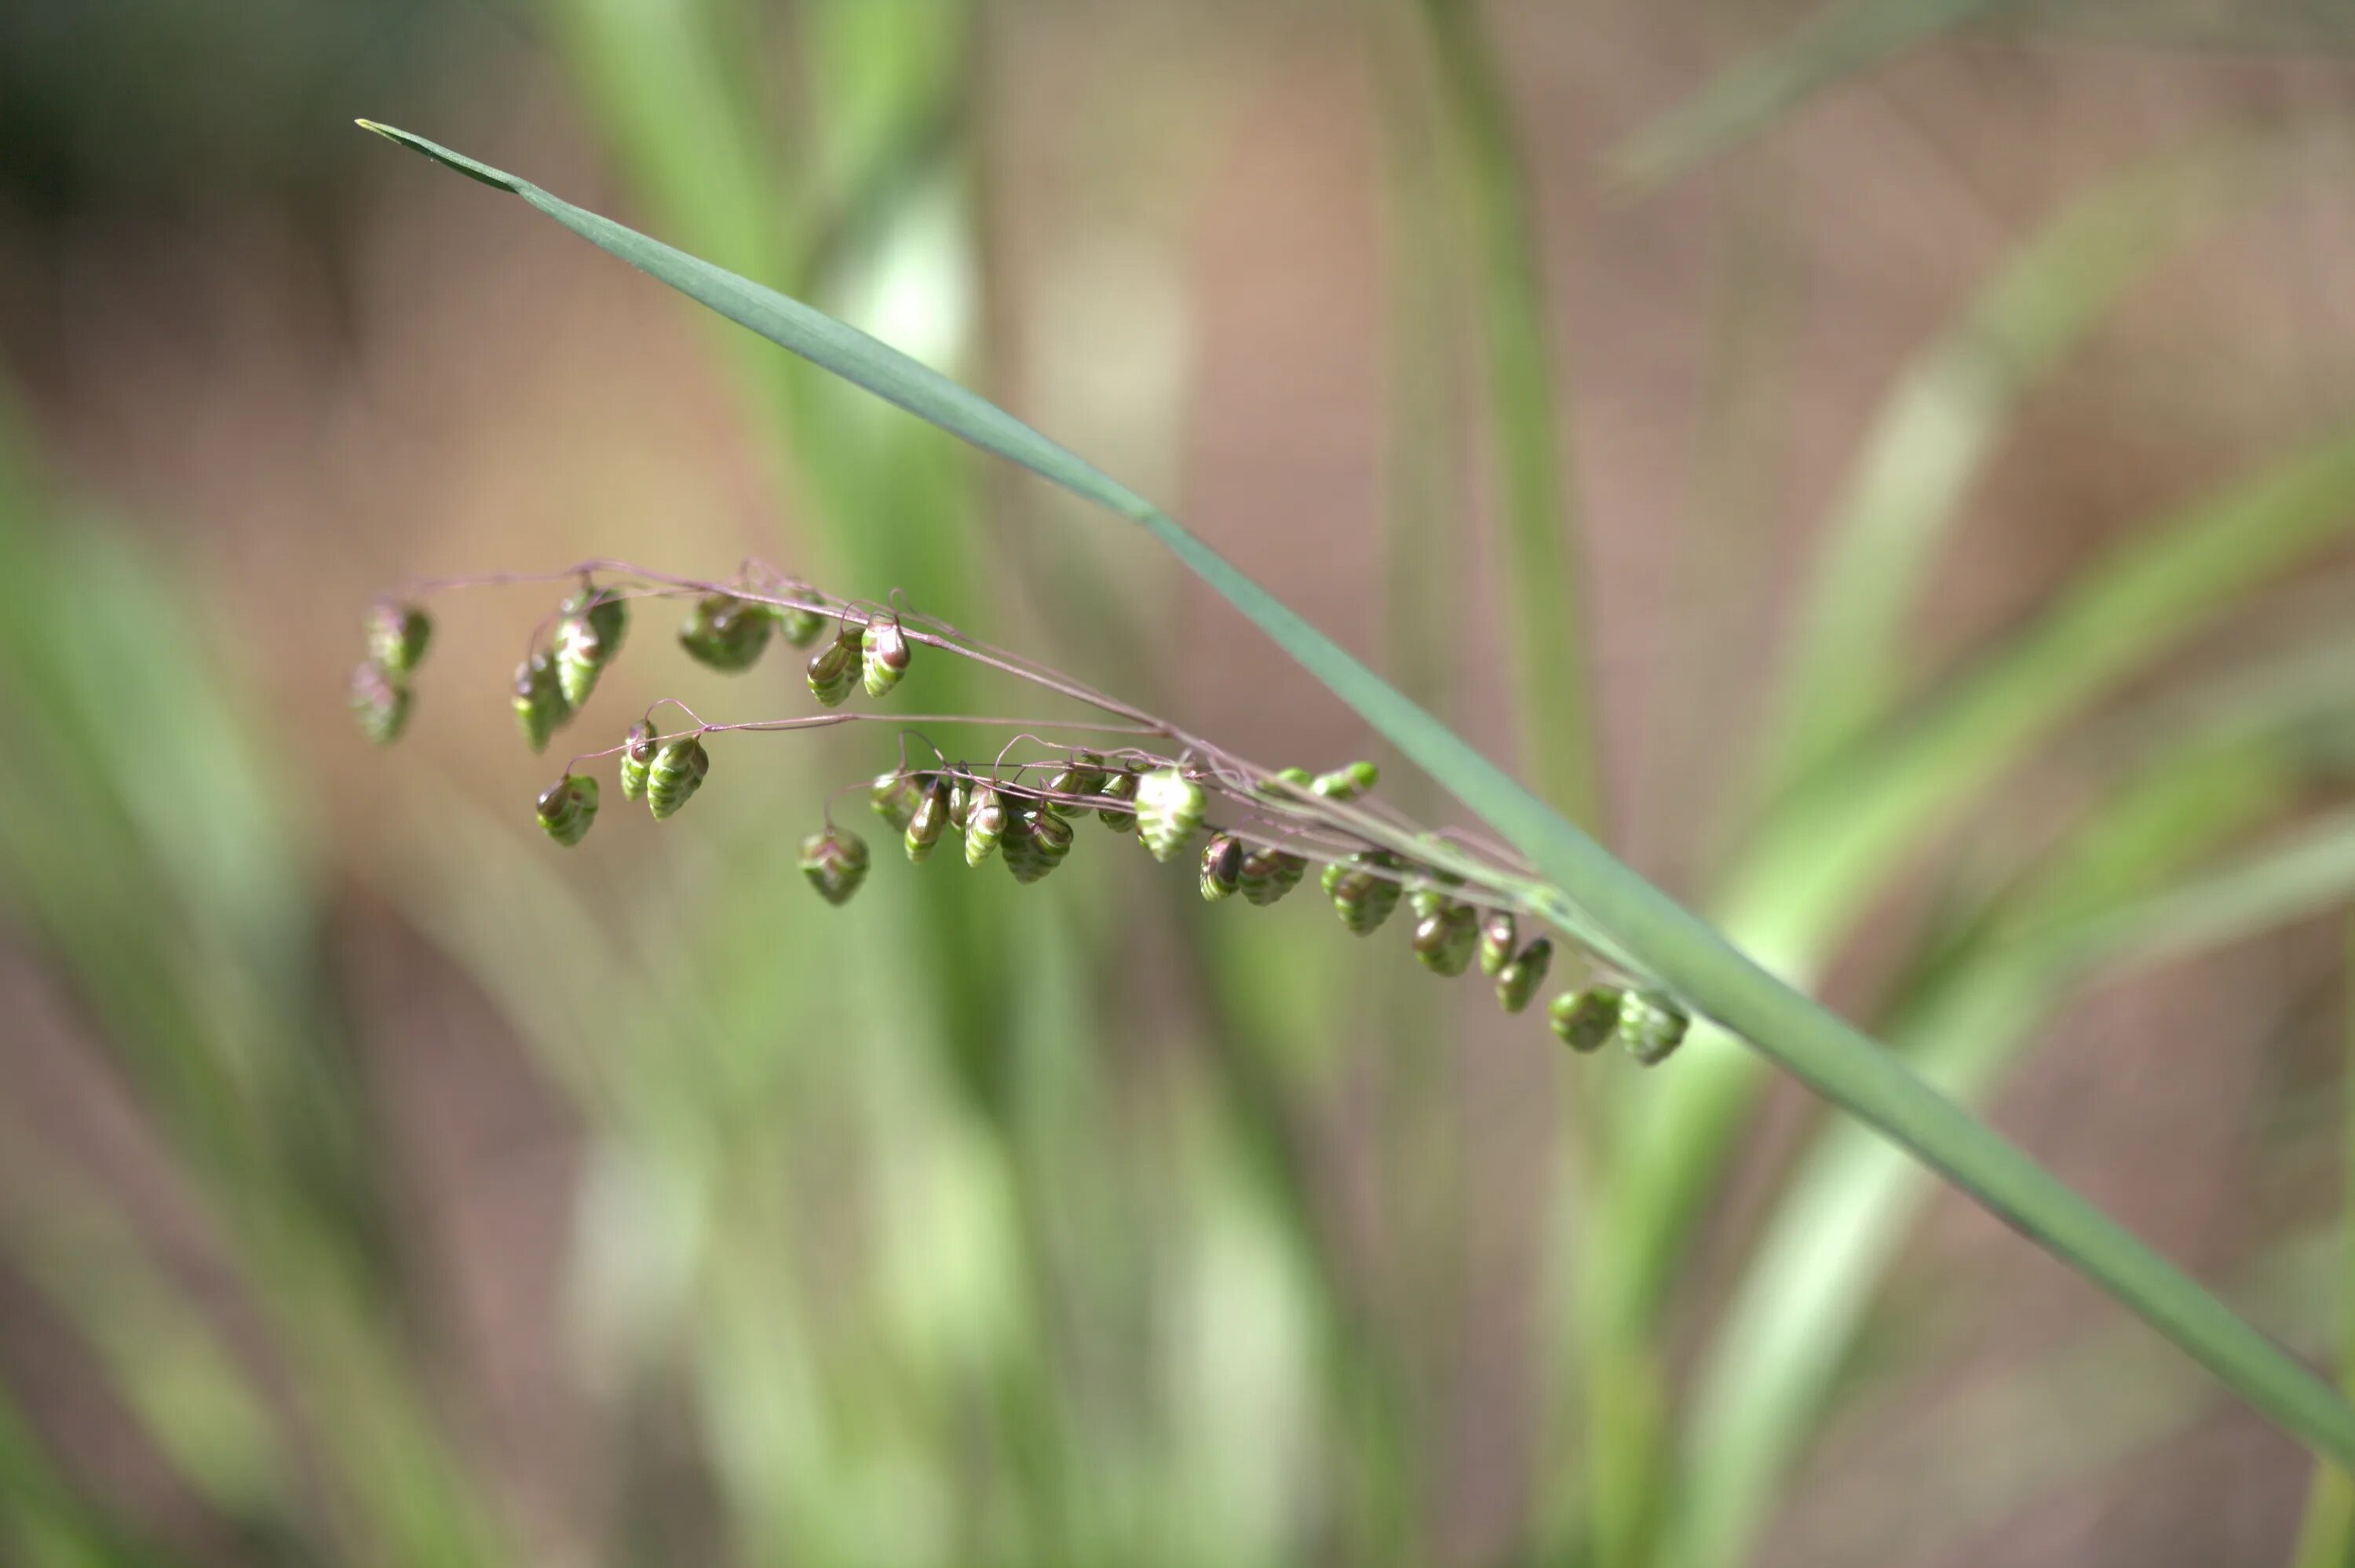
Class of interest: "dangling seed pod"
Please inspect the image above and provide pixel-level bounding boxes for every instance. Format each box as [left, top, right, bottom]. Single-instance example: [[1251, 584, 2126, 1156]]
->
[[562, 585, 629, 659], [947, 776, 971, 833], [1046, 751, 1108, 817], [860, 614, 911, 698], [806, 622, 860, 707], [1239, 846, 1309, 906], [1313, 760, 1379, 802], [553, 611, 609, 708], [774, 593, 828, 649], [1478, 911, 1519, 978], [349, 662, 411, 745], [1135, 767, 1205, 862], [1411, 903, 1479, 975], [513, 651, 571, 753], [871, 771, 925, 831], [1199, 833, 1243, 903], [1550, 987, 1622, 1054], [904, 777, 951, 864], [1324, 851, 1405, 935], [535, 774, 600, 848], [799, 826, 871, 906], [618, 719, 659, 802], [964, 784, 1007, 867], [1260, 766, 1314, 797], [1096, 768, 1141, 831], [678, 592, 771, 673], [364, 601, 432, 676], [1494, 938, 1552, 1014], [646, 735, 710, 820], [1016, 807, 1075, 884], [1619, 991, 1691, 1067], [1408, 873, 1466, 924]]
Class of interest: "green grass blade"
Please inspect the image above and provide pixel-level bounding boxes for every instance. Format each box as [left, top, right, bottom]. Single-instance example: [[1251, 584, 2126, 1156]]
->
[[2292, 918, 2355, 1568], [356, 122, 2355, 1469], [1759, 140, 2265, 800], [1606, 0, 2029, 190]]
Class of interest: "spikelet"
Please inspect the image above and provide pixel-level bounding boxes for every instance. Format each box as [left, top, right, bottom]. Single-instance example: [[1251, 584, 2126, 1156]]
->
[[904, 777, 951, 863], [512, 651, 571, 753], [1550, 987, 1622, 1054], [947, 777, 971, 833], [553, 611, 609, 707], [1199, 833, 1243, 903], [1312, 760, 1379, 802], [1045, 751, 1107, 817], [562, 585, 628, 658], [774, 589, 828, 649], [807, 622, 860, 707], [349, 662, 411, 745], [799, 826, 871, 906], [1494, 938, 1552, 1014], [1239, 845, 1308, 906], [647, 735, 710, 820], [1478, 911, 1519, 978], [535, 774, 600, 847], [964, 783, 1007, 867], [1411, 903, 1478, 975], [618, 720, 658, 801], [871, 771, 925, 831], [1135, 767, 1204, 862], [364, 601, 432, 676], [1619, 991, 1691, 1067], [1408, 873, 1464, 924], [1323, 851, 1404, 935], [861, 614, 911, 698], [1096, 768, 1140, 831], [1003, 806, 1073, 884], [679, 592, 771, 672]]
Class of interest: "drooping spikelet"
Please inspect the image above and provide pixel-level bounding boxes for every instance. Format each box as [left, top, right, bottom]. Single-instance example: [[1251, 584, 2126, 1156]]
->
[[799, 826, 871, 906], [646, 735, 710, 820], [1477, 911, 1519, 978], [1045, 751, 1107, 817], [554, 610, 610, 708], [904, 777, 951, 863], [1494, 938, 1552, 1014], [364, 601, 432, 676], [1619, 990, 1691, 1066], [774, 588, 828, 649], [963, 783, 1007, 867], [871, 771, 925, 831], [618, 720, 658, 801], [1003, 806, 1074, 884], [563, 585, 628, 658], [1238, 845, 1308, 907], [860, 614, 911, 698], [1312, 760, 1379, 802], [678, 593, 770, 672], [535, 773, 600, 847], [1199, 833, 1243, 903], [513, 651, 571, 753], [1096, 768, 1140, 831], [1323, 851, 1405, 935], [1550, 987, 1622, 1054], [807, 622, 860, 707], [1135, 767, 1204, 862], [349, 661, 411, 745], [1411, 902, 1479, 975]]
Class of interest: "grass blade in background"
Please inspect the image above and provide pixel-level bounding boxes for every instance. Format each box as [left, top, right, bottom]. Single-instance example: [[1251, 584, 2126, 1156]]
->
[[2291, 917, 2355, 1568], [356, 121, 2355, 1470]]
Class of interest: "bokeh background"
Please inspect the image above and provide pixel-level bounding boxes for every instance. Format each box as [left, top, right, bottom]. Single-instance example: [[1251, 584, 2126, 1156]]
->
[[7, 2, 2355, 1565]]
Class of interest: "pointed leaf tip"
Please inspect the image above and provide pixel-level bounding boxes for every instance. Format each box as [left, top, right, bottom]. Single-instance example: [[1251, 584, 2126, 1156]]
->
[[353, 120, 519, 193]]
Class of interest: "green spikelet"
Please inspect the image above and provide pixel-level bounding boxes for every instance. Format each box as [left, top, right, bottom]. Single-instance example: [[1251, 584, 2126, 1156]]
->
[[1199, 833, 1243, 902], [1411, 903, 1479, 975], [1264, 765, 1313, 795], [512, 651, 571, 753], [563, 585, 629, 657], [1096, 768, 1140, 831], [1478, 910, 1518, 977], [618, 719, 658, 801], [947, 776, 971, 833], [1312, 760, 1379, 801], [806, 623, 860, 707], [349, 662, 411, 745], [364, 601, 432, 676], [871, 771, 924, 830], [1003, 807, 1073, 884], [1550, 987, 1622, 1054], [553, 611, 608, 707], [1619, 991, 1691, 1066], [860, 614, 911, 698], [646, 735, 710, 820], [1408, 870, 1465, 924], [904, 778, 951, 863], [535, 773, 600, 848], [799, 826, 871, 906], [1323, 851, 1404, 935], [1239, 845, 1308, 906], [775, 596, 828, 648], [1045, 751, 1107, 817], [964, 784, 1007, 866], [1495, 938, 1552, 1014], [1135, 767, 1204, 862], [679, 592, 771, 672]]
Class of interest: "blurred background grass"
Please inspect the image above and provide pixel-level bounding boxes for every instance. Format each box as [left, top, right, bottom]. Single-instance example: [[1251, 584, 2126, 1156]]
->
[[6, 2, 2355, 1565]]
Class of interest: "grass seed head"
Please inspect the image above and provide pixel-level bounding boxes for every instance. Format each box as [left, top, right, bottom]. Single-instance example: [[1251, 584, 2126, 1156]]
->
[[535, 773, 600, 847]]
